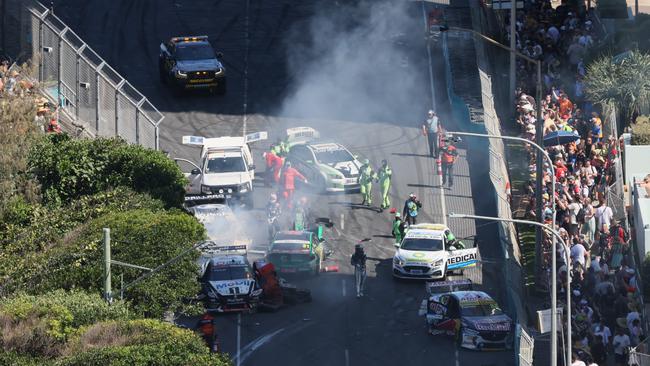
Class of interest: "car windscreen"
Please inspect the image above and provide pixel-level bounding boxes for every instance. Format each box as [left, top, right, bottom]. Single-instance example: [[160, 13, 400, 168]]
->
[[461, 301, 504, 317], [175, 44, 215, 61], [314, 149, 354, 164], [205, 265, 250, 281], [206, 156, 246, 173], [272, 242, 309, 251], [400, 238, 443, 251]]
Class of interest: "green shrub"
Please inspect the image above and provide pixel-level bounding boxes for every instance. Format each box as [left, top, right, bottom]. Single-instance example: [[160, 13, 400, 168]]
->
[[28, 135, 187, 208], [631, 119, 650, 145], [58, 319, 231, 366], [0, 351, 50, 366], [25, 209, 204, 318], [0, 188, 165, 297], [0, 290, 131, 358]]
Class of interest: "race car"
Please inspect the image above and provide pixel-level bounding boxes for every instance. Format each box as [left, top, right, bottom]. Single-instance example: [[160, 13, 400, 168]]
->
[[159, 36, 226, 93], [175, 131, 267, 207], [185, 202, 237, 241], [423, 280, 513, 350], [283, 127, 363, 192], [198, 244, 261, 313], [266, 230, 325, 275], [392, 223, 478, 280]]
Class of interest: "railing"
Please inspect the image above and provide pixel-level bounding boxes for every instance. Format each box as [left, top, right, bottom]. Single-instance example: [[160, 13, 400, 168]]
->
[[25, 2, 163, 149]]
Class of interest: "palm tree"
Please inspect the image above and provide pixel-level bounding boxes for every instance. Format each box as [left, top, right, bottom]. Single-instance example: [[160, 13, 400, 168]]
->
[[585, 51, 650, 126]]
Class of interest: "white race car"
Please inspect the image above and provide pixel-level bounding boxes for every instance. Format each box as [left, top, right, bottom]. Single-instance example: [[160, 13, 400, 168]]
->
[[392, 223, 478, 280]]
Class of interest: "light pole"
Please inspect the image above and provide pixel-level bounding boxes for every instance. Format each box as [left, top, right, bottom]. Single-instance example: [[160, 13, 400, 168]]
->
[[448, 212, 571, 366], [446, 130, 561, 363]]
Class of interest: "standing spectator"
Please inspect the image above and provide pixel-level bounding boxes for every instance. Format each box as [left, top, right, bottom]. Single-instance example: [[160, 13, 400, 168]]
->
[[571, 239, 589, 271], [590, 334, 607, 365], [580, 198, 596, 245], [594, 198, 613, 233], [612, 327, 630, 366]]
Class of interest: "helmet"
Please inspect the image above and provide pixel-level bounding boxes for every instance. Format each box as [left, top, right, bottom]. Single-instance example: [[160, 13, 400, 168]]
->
[[395, 212, 401, 218], [285, 161, 292, 167], [381, 159, 387, 166], [300, 196, 308, 205], [428, 110, 435, 116], [269, 193, 277, 202], [363, 159, 370, 165], [409, 193, 416, 198]]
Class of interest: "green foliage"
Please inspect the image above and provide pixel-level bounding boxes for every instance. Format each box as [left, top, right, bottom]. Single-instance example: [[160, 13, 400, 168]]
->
[[0, 95, 42, 220], [0, 351, 50, 366], [28, 135, 187, 208], [58, 319, 231, 366], [25, 209, 204, 318], [0, 188, 165, 297], [631, 115, 650, 145], [0, 290, 131, 358], [584, 51, 650, 118]]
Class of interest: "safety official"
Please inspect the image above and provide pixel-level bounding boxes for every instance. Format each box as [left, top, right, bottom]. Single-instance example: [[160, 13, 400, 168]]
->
[[377, 159, 392, 211], [441, 142, 459, 187], [197, 312, 219, 353], [280, 161, 307, 208], [392, 212, 405, 244], [358, 159, 377, 206], [422, 110, 440, 158], [263, 145, 281, 187], [402, 193, 422, 226]]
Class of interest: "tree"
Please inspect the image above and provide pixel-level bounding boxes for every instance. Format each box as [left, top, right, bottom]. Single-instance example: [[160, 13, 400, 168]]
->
[[28, 134, 187, 208], [585, 51, 650, 125]]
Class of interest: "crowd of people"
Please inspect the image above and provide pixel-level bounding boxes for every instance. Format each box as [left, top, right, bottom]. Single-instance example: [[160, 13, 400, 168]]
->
[[505, 1, 644, 365], [1, 59, 61, 133]]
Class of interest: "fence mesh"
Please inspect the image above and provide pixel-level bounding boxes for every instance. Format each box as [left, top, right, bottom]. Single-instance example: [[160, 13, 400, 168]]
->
[[19, 3, 163, 149]]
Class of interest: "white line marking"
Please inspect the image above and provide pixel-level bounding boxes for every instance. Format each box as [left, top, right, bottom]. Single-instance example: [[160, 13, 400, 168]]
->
[[455, 346, 460, 366], [236, 327, 286, 365], [342, 279, 346, 297], [345, 349, 350, 366], [242, 0, 250, 136], [237, 313, 242, 366], [421, 1, 446, 225], [340, 213, 345, 231]]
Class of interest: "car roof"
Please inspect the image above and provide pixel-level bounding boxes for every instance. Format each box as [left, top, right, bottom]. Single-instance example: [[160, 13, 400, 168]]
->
[[307, 142, 346, 152], [170, 35, 209, 45], [202, 137, 246, 150], [409, 223, 448, 231], [274, 231, 311, 242], [208, 255, 247, 267], [404, 229, 444, 240], [451, 291, 495, 305]]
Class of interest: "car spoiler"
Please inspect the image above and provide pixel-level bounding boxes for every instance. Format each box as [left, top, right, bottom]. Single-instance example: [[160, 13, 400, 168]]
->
[[181, 131, 268, 146], [286, 127, 319, 143], [426, 279, 473, 295], [197, 242, 248, 255]]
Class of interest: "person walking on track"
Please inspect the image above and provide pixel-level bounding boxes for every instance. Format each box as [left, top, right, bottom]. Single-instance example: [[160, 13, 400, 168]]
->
[[422, 110, 440, 158], [403, 193, 422, 226], [263, 145, 281, 187], [440, 141, 459, 188], [350, 244, 367, 298], [377, 159, 392, 211], [280, 161, 307, 208], [358, 159, 376, 206], [392, 212, 405, 244]]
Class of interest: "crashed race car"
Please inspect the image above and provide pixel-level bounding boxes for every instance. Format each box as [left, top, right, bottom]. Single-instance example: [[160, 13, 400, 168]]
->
[[253, 259, 311, 311], [422, 280, 513, 350], [392, 223, 478, 280], [198, 244, 261, 313], [185, 201, 238, 241], [283, 127, 364, 193], [266, 230, 327, 276]]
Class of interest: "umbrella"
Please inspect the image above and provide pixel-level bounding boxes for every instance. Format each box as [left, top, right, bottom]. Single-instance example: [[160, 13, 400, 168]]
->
[[543, 130, 580, 147]]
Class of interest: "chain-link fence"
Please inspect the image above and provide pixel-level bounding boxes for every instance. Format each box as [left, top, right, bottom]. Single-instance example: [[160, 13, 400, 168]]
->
[[516, 324, 534, 366], [21, 1, 163, 149]]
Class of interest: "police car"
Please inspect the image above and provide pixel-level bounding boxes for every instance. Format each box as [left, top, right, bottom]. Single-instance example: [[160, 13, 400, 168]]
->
[[159, 36, 226, 94], [198, 244, 261, 313], [175, 131, 267, 208], [284, 127, 363, 192], [392, 223, 478, 280]]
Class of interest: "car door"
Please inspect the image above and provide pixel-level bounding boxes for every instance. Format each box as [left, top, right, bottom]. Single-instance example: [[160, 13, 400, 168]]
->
[[174, 158, 202, 195], [446, 248, 479, 271], [437, 295, 460, 335], [288, 145, 318, 182]]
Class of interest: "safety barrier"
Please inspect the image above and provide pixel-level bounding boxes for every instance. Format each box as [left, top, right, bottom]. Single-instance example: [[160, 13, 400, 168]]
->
[[19, 1, 163, 149]]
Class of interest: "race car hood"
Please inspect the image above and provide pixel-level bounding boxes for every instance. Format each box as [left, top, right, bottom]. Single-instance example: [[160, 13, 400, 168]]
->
[[319, 160, 360, 178], [395, 248, 445, 265], [463, 315, 512, 332], [202, 172, 247, 186], [208, 279, 255, 297], [176, 58, 223, 72]]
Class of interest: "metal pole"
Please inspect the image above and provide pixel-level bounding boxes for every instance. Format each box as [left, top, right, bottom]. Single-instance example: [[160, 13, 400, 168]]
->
[[57, 36, 61, 109], [75, 53, 80, 120], [103, 228, 112, 303], [509, 1, 516, 108]]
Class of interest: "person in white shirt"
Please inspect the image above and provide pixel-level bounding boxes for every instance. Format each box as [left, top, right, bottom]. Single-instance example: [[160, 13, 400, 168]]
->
[[612, 327, 631, 366], [571, 353, 586, 366], [593, 317, 612, 345], [594, 199, 613, 232], [571, 242, 588, 269]]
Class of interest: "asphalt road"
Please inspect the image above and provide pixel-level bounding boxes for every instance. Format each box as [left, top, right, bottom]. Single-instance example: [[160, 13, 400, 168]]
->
[[51, 0, 514, 364]]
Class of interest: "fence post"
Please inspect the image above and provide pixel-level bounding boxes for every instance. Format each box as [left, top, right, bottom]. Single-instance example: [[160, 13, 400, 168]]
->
[[38, 17, 43, 82], [57, 33, 62, 109], [75, 49, 80, 120], [155, 124, 160, 151], [114, 89, 119, 137], [135, 107, 140, 145], [103, 227, 112, 303]]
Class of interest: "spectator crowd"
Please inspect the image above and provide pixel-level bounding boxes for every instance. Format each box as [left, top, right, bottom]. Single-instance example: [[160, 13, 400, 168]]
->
[[504, 0, 644, 365]]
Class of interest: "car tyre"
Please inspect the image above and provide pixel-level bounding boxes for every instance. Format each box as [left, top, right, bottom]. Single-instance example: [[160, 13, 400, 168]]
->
[[217, 79, 227, 95]]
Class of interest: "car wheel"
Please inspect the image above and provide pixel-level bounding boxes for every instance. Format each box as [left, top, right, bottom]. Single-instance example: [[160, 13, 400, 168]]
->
[[217, 79, 227, 95]]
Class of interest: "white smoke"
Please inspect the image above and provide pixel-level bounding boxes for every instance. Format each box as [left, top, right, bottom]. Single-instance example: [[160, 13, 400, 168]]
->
[[280, 0, 422, 123]]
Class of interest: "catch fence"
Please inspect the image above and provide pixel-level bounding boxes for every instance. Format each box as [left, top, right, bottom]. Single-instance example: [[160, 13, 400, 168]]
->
[[23, 2, 163, 149]]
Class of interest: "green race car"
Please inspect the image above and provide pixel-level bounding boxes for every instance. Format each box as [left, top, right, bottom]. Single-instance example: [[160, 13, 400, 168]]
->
[[283, 127, 363, 193], [267, 230, 325, 275]]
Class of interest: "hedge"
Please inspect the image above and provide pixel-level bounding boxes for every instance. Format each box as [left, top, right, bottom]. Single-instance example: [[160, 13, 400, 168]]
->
[[632, 115, 650, 145], [28, 134, 187, 208]]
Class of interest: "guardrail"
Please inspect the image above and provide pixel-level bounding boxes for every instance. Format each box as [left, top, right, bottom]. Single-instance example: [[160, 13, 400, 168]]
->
[[25, 2, 163, 149]]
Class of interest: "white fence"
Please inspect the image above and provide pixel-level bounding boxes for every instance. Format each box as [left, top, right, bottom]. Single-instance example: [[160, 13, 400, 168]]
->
[[26, 2, 163, 149]]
